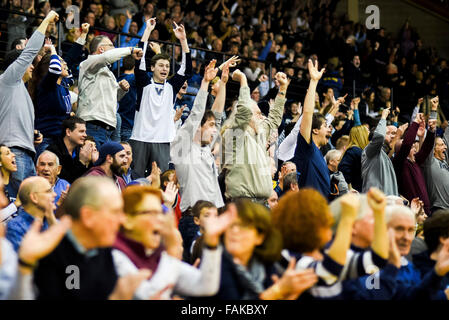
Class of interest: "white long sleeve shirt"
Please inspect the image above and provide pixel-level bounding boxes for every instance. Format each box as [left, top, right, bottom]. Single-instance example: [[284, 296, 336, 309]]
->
[[112, 246, 223, 299]]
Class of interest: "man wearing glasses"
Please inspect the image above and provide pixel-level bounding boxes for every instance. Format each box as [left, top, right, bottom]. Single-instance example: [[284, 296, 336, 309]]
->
[[77, 35, 143, 147], [5, 176, 58, 251]]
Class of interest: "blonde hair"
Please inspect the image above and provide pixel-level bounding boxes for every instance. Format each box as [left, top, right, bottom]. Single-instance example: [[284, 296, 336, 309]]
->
[[347, 125, 369, 150]]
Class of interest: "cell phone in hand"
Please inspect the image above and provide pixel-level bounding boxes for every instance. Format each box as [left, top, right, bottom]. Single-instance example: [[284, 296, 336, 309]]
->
[[34, 130, 40, 140]]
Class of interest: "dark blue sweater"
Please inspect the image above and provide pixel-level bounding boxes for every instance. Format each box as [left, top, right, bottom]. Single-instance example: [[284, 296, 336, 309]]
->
[[117, 73, 137, 130], [339, 146, 363, 192], [35, 55, 73, 138]]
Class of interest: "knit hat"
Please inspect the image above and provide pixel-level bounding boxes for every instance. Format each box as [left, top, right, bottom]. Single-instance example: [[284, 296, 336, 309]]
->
[[94, 142, 124, 166]]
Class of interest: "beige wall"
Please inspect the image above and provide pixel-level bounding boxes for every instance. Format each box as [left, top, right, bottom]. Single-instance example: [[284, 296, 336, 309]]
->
[[336, 0, 449, 58]]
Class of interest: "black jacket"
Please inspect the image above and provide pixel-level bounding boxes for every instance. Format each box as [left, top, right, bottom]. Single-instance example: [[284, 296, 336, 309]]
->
[[34, 235, 118, 300], [46, 138, 91, 184]]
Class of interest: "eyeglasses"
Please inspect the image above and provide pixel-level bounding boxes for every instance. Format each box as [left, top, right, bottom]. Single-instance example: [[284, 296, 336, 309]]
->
[[229, 221, 255, 231], [132, 209, 163, 216]]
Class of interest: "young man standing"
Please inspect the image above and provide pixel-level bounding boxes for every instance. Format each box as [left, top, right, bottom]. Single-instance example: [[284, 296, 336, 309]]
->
[[130, 18, 192, 175], [293, 59, 332, 198]]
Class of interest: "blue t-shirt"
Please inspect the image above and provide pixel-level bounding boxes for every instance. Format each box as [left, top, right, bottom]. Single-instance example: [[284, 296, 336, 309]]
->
[[293, 133, 330, 199], [6, 208, 49, 251]]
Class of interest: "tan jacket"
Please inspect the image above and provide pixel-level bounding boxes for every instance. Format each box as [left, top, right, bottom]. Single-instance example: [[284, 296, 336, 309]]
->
[[222, 86, 285, 199]]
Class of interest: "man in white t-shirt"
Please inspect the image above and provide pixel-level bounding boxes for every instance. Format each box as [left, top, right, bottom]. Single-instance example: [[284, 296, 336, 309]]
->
[[130, 19, 192, 174]]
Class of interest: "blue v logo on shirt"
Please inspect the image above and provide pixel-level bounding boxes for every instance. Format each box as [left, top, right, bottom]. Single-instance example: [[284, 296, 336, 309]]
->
[[155, 87, 164, 96]]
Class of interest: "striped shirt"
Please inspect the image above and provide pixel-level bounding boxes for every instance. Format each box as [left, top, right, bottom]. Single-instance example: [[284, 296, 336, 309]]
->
[[284, 246, 387, 299]]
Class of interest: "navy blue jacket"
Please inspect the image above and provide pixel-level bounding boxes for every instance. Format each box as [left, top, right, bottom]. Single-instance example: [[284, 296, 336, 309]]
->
[[117, 73, 137, 130], [339, 146, 363, 192], [35, 73, 73, 138]]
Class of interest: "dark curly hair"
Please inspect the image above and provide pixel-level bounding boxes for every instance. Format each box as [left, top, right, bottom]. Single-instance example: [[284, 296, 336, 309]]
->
[[271, 189, 334, 253]]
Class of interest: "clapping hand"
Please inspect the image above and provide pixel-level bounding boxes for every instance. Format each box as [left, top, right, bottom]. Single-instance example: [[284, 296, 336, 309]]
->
[[162, 182, 178, 208], [262, 259, 318, 300], [174, 105, 186, 122], [203, 203, 237, 247], [18, 216, 72, 271], [146, 161, 161, 188]]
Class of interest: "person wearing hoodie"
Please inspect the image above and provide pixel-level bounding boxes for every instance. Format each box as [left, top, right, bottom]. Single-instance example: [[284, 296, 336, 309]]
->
[[361, 107, 399, 196], [84, 142, 127, 191]]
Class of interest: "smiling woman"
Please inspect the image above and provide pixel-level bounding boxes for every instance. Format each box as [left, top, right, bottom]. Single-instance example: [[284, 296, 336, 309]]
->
[[111, 185, 234, 299]]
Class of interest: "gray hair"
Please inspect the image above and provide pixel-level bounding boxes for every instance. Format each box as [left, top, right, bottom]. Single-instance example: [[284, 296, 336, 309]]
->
[[325, 149, 342, 164], [36, 150, 60, 166], [385, 205, 415, 225], [329, 193, 371, 233], [89, 35, 109, 53]]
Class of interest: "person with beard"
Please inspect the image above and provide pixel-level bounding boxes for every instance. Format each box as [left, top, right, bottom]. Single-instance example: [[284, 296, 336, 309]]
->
[[361, 107, 399, 196], [292, 59, 332, 199], [84, 142, 127, 191]]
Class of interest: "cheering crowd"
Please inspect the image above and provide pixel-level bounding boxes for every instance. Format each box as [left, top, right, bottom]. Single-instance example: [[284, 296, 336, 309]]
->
[[1, 0, 449, 300]]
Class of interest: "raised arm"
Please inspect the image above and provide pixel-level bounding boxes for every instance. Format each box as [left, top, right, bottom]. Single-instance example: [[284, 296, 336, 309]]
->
[[393, 114, 421, 166], [229, 70, 253, 130], [364, 108, 390, 159], [173, 60, 218, 143], [416, 119, 437, 165], [368, 188, 389, 260], [1, 11, 58, 84], [300, 59, 325, 144], [326, 193, 358, 266], [168, 22, 192, 95], [211, 63, 229, 127], [260, 72, 289, 135], [278, 115, 303, 161], [63, 23, 89, 71]]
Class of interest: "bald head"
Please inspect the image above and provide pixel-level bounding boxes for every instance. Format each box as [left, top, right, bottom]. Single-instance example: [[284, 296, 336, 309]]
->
[[18, 176, 53, 207], [63, 176, 120, 220]]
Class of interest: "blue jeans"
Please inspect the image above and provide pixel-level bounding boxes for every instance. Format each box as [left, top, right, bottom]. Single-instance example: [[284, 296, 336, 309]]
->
[[9, 147, 36, 184], [111, 113, 122, 142], [120, 127, 133, 142], [86, 123, 114, 147], [34, 137, 56, 162]]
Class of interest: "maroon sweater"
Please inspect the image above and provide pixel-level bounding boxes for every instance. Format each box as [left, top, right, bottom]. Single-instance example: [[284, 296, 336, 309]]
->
[[393, 122, 435, 215], [113, 232, 164, 273], [84, 166, 127, 191]]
